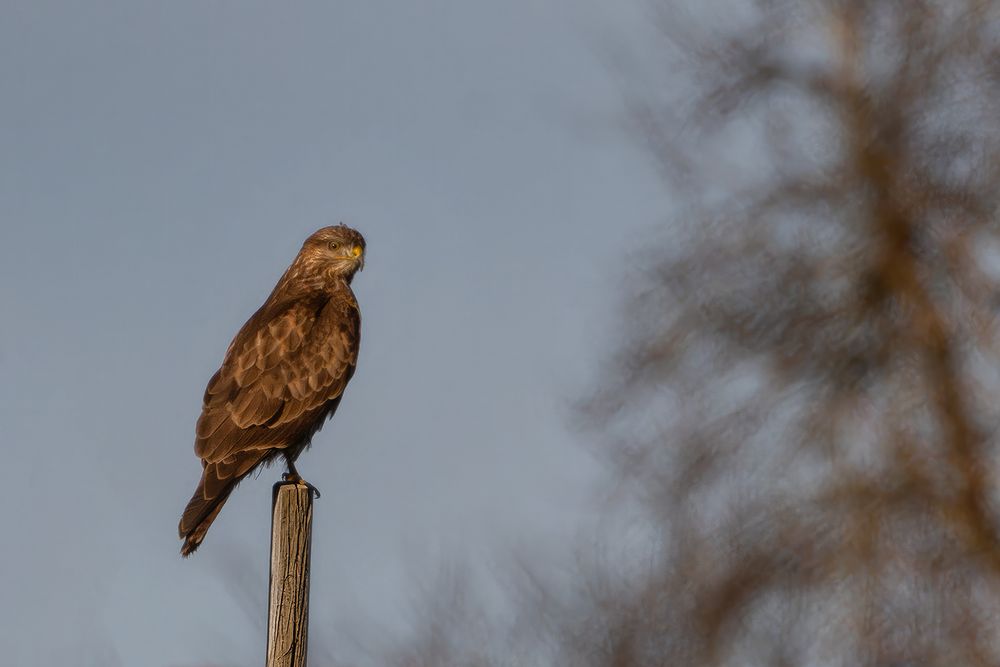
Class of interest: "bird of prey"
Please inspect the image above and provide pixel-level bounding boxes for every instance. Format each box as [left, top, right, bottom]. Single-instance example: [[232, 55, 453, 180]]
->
[[178, 224, 365, 556]]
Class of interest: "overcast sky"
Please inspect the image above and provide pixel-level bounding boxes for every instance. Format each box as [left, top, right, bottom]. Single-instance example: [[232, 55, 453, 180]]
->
[[0, 2, 666, 665]]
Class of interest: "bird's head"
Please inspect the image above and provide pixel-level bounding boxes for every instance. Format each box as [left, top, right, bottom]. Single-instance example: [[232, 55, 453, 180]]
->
[[299, 224, 366, 281]]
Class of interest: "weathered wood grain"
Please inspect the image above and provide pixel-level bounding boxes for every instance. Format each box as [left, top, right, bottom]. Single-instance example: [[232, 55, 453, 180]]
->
[[266, 482, 315, 667]]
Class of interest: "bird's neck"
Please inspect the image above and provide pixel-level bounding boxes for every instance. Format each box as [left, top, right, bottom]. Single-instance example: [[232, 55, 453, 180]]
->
[[276, 257, 353, 298]]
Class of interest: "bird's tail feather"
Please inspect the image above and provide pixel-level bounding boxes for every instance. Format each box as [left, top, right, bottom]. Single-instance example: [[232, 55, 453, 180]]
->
[[179, 487, 233, 556], [179, 452, 267, 556]]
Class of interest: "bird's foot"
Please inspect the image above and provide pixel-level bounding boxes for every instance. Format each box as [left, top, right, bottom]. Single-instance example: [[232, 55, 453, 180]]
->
[[280, 472, 321, 499]]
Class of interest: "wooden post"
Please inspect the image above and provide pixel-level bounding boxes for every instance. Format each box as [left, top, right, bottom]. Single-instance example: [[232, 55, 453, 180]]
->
[[266, 482, 315, 667]]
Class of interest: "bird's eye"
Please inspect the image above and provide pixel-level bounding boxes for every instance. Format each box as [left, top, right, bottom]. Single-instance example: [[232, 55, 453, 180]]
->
[[328, 241, 340, 250]]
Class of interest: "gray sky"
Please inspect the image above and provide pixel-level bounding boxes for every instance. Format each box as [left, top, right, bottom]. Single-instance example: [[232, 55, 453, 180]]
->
[[0, 2, 665, 665]]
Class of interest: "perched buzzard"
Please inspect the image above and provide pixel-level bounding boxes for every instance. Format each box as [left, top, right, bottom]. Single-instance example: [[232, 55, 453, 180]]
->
[[178, 225, 365, 556]]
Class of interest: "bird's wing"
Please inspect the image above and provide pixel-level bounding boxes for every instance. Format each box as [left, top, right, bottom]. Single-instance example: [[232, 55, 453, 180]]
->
[[194, 295, 360, 464]]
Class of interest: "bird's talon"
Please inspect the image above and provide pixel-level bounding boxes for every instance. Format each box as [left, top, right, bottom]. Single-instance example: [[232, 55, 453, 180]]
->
[[279, 472, 320, 498]]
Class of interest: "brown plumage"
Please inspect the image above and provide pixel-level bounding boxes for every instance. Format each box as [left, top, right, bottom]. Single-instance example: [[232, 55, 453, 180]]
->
[[179, 225, 365, 556]]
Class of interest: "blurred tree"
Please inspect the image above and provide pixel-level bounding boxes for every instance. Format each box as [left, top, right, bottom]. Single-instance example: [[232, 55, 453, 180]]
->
[[575, 0, 1000, 665], [380, 1, 1000, 665]]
